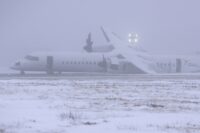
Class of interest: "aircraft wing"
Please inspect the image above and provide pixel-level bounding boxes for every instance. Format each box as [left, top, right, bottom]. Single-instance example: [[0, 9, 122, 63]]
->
[[101, 27, 155, 74]]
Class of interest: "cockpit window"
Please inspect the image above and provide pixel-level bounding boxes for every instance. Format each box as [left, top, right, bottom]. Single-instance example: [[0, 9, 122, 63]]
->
[[25, 55, 39, 61]]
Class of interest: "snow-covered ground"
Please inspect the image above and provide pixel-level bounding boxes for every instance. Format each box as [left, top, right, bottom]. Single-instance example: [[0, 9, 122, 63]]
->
[[0, 77, 200, 133]]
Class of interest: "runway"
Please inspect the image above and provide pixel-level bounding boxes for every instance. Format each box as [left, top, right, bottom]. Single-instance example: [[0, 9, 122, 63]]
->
[[0, 73, 200, 80]]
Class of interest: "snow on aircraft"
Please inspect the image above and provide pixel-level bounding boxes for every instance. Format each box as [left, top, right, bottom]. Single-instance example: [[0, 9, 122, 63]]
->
[[10, 27, 200, 74]]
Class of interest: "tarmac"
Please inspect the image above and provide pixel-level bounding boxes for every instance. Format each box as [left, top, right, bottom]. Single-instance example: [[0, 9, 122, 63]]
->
[[0, 72, 200, 80]]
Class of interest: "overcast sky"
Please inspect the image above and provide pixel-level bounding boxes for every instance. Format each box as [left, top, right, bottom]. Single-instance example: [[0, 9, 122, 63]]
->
[[1, 0, 200, 67]]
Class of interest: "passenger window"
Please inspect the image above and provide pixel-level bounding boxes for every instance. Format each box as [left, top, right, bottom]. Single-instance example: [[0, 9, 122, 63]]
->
[[25, 55, 39, 61]]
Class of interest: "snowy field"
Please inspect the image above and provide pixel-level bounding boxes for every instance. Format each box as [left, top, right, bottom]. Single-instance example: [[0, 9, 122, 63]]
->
[[0, 75, 200, 133]]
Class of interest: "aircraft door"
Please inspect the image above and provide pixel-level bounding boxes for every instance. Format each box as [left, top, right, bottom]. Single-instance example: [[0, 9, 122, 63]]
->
[[46, 56, 54, 74], [176, 58, 182, 73]]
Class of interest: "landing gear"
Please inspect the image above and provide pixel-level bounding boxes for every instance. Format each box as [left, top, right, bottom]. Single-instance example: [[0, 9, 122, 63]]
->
[[20, 71, 25, 75]]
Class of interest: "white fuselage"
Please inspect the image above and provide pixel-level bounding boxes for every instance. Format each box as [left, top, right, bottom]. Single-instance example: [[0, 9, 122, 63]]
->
[[11, 52, 107, 73], [11, 51, 200, 74], [146, 55, 200, 73]]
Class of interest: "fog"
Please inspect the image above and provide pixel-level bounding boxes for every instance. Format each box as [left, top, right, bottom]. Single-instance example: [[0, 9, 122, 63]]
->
[[1, 0, 200, 67]]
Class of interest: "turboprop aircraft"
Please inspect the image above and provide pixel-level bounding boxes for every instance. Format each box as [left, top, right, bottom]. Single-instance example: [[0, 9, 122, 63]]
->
[[10, 27, 200, 74]]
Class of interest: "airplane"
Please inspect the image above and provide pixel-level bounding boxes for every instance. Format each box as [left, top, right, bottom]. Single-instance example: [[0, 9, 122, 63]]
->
[[10, 27, 200, 74]]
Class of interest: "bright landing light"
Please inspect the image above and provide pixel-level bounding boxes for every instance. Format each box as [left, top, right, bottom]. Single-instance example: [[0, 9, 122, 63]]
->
[[128, 33, 139, 45]]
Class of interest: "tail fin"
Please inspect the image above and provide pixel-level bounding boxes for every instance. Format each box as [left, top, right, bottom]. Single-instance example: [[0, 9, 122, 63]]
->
[[83, 33, 93, 52]]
